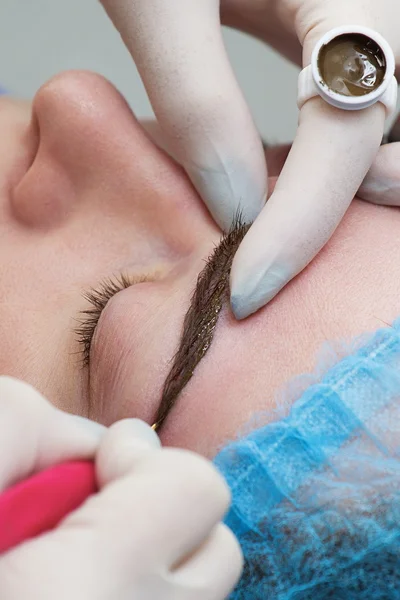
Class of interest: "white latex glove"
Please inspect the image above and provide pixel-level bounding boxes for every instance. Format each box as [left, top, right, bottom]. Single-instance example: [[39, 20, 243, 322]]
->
[[0, 377, 242, 600], [99, 0, 400, 318]]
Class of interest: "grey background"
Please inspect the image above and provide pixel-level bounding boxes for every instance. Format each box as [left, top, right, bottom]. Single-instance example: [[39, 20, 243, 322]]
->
[[0, 0, 300, 143]]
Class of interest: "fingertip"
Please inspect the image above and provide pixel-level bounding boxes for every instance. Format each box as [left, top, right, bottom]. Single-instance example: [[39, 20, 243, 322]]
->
[[230, 290, 270, 321], [186, 165, 266, 232], [359, 142, 400, 206], [229, 254, 284, 320], [230, 259, 291, 318], [388, 115, 400, 143], [111, 419, 161, 448], [96, 419, 161, 488], [230, 267, 263, 321], [230, 294, 252, 321]]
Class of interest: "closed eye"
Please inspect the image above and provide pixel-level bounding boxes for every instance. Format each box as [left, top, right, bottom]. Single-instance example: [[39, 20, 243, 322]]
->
[[75, 274, 152, 367]]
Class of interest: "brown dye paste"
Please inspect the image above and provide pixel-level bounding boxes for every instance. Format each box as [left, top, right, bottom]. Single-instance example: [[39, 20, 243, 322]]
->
[[318, 33, 386, 97]]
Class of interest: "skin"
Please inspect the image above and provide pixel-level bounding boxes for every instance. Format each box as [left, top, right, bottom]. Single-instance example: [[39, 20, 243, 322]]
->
[[1, 70, 400, 460]]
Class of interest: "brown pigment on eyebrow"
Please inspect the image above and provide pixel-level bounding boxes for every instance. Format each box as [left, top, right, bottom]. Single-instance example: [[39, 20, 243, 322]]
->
[[153, 217, 251, 431]]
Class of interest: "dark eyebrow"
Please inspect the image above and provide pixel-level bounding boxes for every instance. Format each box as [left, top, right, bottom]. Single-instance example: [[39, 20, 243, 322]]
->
[[153, 215, 250, 431]]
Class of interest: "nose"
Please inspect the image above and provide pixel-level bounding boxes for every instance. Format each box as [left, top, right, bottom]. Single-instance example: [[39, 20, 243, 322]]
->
[[10, 71, 164, 224], [30, 70, 147, 178], [11, 70, 147, 227], [11, 71, 217, 249]]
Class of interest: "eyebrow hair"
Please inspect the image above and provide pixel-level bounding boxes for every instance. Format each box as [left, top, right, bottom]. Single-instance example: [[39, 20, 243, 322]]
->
[[153, 215, 250, 431]]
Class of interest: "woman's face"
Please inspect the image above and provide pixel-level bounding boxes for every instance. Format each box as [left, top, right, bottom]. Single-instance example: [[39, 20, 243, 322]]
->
[[2, 70, 400, 458], [0, 71, 221, 425]]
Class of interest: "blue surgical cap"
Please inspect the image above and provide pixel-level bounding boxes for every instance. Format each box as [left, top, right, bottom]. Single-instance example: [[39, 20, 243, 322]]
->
[[214, 319, 400, 599]]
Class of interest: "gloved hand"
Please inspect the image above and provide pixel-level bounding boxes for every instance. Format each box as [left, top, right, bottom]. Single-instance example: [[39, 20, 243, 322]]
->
[[0, 377, 242, 600], [99, 0, 400, 318]]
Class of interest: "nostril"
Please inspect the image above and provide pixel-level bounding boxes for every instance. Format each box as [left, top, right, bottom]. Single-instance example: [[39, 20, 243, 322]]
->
[[11, 154, 76, 229]]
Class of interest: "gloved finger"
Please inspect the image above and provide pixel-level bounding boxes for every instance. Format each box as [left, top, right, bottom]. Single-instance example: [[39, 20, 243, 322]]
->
[[66, 444, 230, 571], [2, 449, 235, 600], [171, 522, 243, 600], [141, 119, 290, 185], [96, 419, 161, 486], [388, 111, 400, 143], [0, 377, 105, 491], [358, 140, 400, 205], [140, 119, 174, 159], [99, 0, 267, 230], [230, 98, 385, 319], [141, 115, 400, 212], [358, 111, 400, 204]]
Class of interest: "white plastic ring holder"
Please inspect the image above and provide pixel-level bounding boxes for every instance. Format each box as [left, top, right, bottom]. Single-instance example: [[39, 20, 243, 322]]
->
[[298, 26, 398, 118]]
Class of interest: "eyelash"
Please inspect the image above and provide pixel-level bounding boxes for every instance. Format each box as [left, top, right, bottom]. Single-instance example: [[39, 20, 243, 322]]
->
[[75, 273, 149, 367]]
